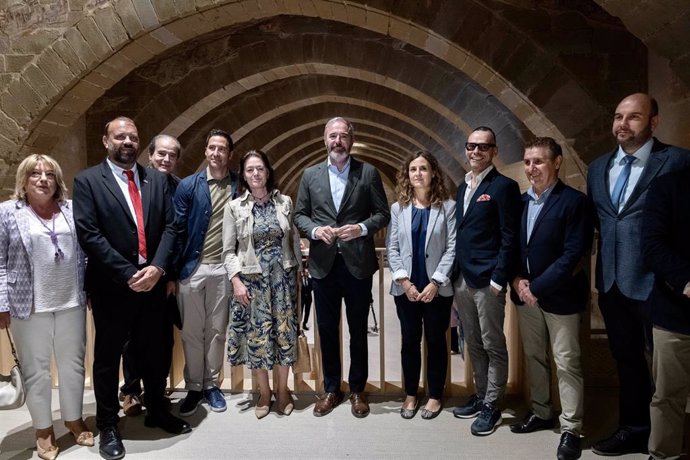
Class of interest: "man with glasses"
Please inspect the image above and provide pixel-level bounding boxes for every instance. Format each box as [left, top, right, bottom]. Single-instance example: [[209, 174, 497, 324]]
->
[[451, 126, 521, 436]]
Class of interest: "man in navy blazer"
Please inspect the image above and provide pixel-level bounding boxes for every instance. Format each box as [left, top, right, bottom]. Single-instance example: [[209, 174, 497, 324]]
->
[[587, 93, 690, 456], [74, 117, 190, 460], [294, 117, 390, 418], [641, 166, 690, 460], [510, 137, 593, 460], [451, 126, 521, 436]]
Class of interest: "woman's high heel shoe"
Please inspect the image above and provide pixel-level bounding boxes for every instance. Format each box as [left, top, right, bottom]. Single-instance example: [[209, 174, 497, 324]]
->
[[36, 441, 59, 460], [70, 430, 95, 447], [255, 401, 272, 419], [255, 393, 273, 419], [276, 393, 294, 416], [64, 421, 95, 447]]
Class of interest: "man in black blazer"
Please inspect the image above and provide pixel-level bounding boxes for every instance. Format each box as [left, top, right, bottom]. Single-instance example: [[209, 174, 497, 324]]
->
[[119, 134, 183, 417], [587, 93, 690, 456], [641, 167, 690, 460], [74, 117, 190, 460], [510, 137, 593, 460], [451, 126, 521, 436], [294, 117, 390, 418]]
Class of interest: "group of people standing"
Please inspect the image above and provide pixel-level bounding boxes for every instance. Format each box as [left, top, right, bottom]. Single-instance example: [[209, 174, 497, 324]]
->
[[0, 91, 688, 460], [390, 92, 689, 460]]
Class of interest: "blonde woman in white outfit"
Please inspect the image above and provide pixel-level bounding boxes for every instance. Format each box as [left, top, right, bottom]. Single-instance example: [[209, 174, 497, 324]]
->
[[0, 154, 91, 460]]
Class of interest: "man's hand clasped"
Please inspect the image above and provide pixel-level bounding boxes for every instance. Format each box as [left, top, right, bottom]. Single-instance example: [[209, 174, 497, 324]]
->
[[513, 277, 538, 306], [315, 224, 362, 245], [128, 265, 163, 292]]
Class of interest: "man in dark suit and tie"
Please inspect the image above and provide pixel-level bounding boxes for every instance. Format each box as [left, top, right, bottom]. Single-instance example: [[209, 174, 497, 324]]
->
[[510, 137, 593, 460], [294, 117, 390, 418], [73, 117, 190, 460], [587, 93, 690, 456], [642, 166, 690, 460], [119, 134, 183, 417], [451, 126, 521, 436]]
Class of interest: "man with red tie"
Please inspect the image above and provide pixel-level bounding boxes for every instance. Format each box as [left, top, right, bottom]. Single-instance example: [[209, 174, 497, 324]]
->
[[74, 117, 189, 460]]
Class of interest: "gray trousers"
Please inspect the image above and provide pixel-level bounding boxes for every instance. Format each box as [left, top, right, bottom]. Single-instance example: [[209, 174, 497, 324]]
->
[[178, 263, 230, 392], [516, 304, 584, 434], [453, 277, 508, 404], [649, 326, 690, 460]]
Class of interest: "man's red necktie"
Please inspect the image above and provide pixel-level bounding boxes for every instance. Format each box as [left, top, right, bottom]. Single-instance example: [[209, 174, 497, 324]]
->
[[124, 170, 147, 260]]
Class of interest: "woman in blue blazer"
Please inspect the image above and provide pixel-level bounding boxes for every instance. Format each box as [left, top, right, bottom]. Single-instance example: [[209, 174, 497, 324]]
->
[[387, 151, 456, 420]]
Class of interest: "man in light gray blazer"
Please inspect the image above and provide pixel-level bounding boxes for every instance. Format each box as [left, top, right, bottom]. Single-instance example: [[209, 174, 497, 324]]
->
[[587, 93, 690, 456], [294, 117, 390, 418]]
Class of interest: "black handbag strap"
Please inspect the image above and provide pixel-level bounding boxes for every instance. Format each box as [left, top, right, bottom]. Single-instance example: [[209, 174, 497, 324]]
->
[[5, 329, 20, 369], [297, 269, 308, 335]]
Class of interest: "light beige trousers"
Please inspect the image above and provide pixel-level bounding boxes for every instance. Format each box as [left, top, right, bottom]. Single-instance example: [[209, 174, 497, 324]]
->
[[516, 304, 584, 434], [649, 326, 690, 460], [178, 263, 230, 391]]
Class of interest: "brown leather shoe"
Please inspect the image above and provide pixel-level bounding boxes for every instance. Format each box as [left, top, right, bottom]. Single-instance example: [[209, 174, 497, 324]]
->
[[313, 391, 343, 417], [122, 394, 143, 416], [350, 393, 370, 418]]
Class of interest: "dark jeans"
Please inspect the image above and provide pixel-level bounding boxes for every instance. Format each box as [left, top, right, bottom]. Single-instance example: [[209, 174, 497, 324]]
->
[[312, 255, 372, 393], [395, 294, 452, 399], [91, 284, 171, 430], [119, 339, 141, 397], [599, 283, 653, 428]]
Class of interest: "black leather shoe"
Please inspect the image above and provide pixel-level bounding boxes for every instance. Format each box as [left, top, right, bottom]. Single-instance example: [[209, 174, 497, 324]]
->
[[557, 431, 582, 460], [510, 411, 556, 433], [98, 426, 125, 460], [144, 411, 192, 434], [592, 427, 649, 456]]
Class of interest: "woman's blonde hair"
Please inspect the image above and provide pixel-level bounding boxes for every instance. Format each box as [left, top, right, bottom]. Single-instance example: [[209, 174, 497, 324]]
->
[[395, 151, 449, 207], [12, 154, 68, 203]]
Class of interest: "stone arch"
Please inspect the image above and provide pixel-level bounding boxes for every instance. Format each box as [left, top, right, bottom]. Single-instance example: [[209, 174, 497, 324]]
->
[[0, 0, 622, 192]]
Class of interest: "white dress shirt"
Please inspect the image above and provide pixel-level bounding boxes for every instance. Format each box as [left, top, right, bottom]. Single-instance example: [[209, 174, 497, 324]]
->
[[311, 156, 368, 239], [106, 158, 145, 264], [463, 165, 495, 216]]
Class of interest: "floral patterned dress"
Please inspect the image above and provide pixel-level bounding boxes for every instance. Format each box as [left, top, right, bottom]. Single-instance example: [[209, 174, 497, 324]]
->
[[227, 200, 297, 369]]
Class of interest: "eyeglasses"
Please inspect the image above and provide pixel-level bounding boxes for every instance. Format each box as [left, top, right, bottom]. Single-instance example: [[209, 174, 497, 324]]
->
[[465, 143, 496, 152], [29, 171, 57, 181]]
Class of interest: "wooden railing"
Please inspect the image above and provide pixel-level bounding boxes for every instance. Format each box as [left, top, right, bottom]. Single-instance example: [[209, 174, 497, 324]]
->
[[0, 248, 524, 397]]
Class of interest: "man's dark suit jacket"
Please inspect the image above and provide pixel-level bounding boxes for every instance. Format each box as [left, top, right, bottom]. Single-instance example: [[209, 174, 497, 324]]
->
[[294, 157, 390, 280], [453, 166, 521, 289], [510, 180, 593, 315], [587, 138, 690, 301], [642, 167, 690, 335], [73, 160, 176, 291]]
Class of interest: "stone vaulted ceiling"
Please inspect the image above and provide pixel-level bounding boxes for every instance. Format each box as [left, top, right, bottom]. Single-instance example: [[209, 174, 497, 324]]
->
[[2, 0, 681, 198]]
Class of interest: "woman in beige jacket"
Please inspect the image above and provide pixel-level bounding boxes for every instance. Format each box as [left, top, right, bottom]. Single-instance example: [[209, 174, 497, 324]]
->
[[222, 150, 301, 419]]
